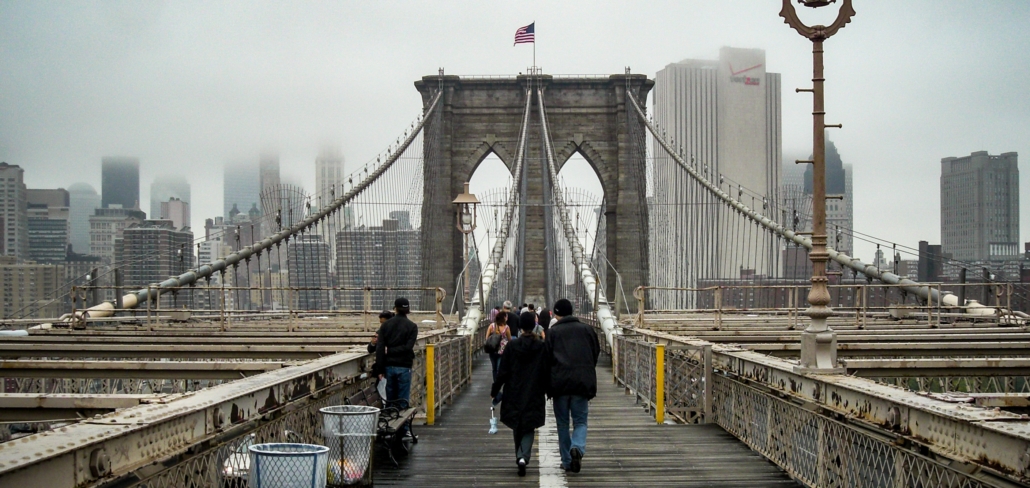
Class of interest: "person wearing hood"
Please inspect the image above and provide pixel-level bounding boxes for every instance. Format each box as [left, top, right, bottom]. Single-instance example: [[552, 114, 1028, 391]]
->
[[490, 311, 550, 477]]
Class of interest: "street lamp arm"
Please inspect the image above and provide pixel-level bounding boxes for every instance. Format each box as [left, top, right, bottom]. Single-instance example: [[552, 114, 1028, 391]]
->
[[779, 0, 855, 41]]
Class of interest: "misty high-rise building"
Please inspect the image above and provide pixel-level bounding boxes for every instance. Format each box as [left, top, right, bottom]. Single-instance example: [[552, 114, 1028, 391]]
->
[[101, 157, 140, 209], [316, 146, 345, 204], [651, 47, 781, 297], [259, 152, 280, 193], [68, 183, 101, 254], [799, 140, 854, 255], [941, 151, 1019, 261], [223, 161, 260, 220], [0, 163, 28, 261], [150, 175, 190, 221], [26, 189, 70, 265]]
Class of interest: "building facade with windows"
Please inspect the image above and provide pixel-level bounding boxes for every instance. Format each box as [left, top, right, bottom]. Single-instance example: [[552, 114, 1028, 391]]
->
[[651, 47, 781, 305], [0, 163, 28, 261], [941, 151, 1019, 261]]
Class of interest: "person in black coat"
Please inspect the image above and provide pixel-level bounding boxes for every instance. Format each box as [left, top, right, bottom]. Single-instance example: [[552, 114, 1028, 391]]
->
[[545, 298, 599, 473], [490, 312, 550, 477]]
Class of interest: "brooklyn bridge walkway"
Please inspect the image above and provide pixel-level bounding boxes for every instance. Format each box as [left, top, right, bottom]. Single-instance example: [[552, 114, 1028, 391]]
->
[[373, 354, 799, 487]]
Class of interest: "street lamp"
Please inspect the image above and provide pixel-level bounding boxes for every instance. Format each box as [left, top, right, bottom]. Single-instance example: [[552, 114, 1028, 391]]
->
[[452, 182, 481, 305], [780, 0, 854, 373]]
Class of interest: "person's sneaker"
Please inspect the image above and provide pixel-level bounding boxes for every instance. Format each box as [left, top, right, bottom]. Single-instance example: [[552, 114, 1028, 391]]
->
[[569, 447, 583, 473], [517, 458, 527, 477]]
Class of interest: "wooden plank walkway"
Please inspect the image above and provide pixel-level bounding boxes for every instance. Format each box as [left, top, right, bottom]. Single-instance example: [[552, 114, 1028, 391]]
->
[[373, 354, 799, 487]]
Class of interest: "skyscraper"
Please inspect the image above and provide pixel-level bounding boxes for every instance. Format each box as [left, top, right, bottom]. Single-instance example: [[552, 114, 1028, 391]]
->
[[26, 189, 70, 265], [150, 175, 190, 222], [0, 163, 28, 261], [223, 161, 260, 220], [259, 152, 280, 194], [941, 151, 1019, 261], [101, 157, 140, 209], [68, 183, 101, 254], [651, 47, 781, 289], [316, 146, 345, 205]]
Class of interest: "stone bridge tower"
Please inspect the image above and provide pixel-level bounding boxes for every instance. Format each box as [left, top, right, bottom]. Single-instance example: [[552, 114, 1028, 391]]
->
[[416, 73, 653, 311]]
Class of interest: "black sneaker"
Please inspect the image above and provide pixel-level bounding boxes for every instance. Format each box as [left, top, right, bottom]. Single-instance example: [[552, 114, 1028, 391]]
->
[[517, 458, 527, 477], [569, 447, 583, 473]]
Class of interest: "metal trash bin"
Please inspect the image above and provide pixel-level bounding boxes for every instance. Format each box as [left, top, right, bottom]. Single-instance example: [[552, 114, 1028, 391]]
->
[[320, 405, 380, 486], [247, 443, 329, 488]]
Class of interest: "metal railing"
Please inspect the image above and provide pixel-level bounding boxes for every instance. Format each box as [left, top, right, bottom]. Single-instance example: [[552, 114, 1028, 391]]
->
[[614, 333, 712, 425], [611, 328, 1028, 488], [48, 285, 449, 331], [635, 282, 1026, 330]]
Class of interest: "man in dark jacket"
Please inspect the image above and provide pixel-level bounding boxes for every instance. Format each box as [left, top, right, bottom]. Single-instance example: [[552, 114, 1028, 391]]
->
[[545, 298, 599, 474], [375, 297, 419, 410]]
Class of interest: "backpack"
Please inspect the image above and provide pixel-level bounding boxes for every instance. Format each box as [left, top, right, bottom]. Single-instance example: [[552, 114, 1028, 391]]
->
[[484, 332, 502, 354]]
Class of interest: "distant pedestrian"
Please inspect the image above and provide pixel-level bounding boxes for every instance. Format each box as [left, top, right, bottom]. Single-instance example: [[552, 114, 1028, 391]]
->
[[375, 298, 418, 425], [539, 308, 552, 334], [546, 298, 599, 473], [491, 312, 550, 477], [490, 306, 501, 323]]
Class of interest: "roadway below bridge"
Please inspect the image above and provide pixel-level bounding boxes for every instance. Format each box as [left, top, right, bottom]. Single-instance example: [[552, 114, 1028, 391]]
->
[[373, 354, 798, 487]]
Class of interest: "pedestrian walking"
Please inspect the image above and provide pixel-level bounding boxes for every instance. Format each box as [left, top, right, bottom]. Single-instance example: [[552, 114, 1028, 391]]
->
[[484, 311, 511, 434], [491, 312, 550, 477], [546, 298, 599, 473]]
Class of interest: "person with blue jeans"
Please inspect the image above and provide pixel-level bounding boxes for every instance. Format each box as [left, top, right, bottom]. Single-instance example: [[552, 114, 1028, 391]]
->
[[375, 297, 419, 434], [545, 298, 599, 473]]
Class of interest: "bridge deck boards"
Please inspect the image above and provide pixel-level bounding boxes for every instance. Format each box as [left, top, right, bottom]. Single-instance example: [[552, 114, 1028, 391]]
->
[[373, 354, 799, 487]]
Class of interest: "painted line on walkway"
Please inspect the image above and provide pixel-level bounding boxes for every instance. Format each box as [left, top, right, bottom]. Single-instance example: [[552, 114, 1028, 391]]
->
[[538, 398, 568, 488]]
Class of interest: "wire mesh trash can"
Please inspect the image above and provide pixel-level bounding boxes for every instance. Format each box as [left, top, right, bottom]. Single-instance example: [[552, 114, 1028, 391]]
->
[[320, 405, 380, 486], [247, 443, 329, 488]]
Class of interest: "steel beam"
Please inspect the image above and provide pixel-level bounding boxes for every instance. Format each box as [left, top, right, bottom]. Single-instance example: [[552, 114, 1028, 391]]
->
[[0, 344, 351, 360], [0, 360, 286, 379], [0, 394, 161, 422]]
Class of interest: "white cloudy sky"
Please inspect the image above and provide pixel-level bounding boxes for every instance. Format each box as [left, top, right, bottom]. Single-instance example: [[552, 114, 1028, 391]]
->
[[2, 1, 1028, 264]]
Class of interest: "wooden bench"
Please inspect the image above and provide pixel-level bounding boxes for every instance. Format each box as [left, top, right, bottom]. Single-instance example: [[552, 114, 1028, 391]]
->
[[346, 385, 418, 467]]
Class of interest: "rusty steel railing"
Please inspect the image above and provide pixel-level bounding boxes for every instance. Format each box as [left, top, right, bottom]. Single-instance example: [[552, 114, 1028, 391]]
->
[[125, 329, 477, 488], [614, 333, 712, 424], [612, 328, 1025, 488]]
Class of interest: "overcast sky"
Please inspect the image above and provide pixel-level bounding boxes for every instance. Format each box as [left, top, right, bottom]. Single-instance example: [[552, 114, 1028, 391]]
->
[[2, 1, 1028, 263]]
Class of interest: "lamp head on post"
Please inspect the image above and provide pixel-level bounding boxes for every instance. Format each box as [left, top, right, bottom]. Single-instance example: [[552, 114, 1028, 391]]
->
[[452, 182, 480, 234]]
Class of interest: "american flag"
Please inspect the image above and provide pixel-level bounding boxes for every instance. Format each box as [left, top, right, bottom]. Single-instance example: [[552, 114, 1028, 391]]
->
[[514, 22, 534, 45]]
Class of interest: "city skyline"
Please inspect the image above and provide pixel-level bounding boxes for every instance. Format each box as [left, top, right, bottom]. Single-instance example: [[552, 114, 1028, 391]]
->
[[1, 2, 1029, 263]]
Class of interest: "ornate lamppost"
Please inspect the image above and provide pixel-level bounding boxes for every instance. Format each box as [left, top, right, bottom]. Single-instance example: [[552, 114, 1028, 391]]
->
[[780, 0, 854, 373], [452, 182, 481, 306]]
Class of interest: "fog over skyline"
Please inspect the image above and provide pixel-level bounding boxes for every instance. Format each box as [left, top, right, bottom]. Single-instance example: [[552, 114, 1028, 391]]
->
[[2, 1, 1029, 264]]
